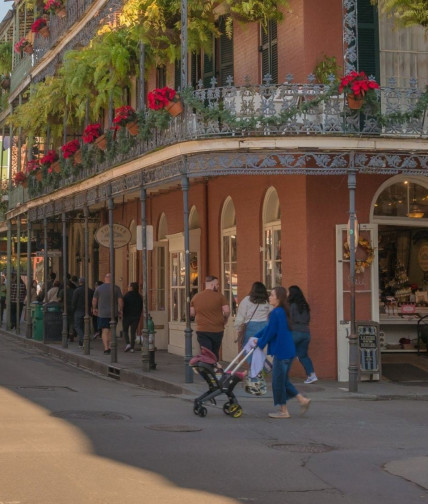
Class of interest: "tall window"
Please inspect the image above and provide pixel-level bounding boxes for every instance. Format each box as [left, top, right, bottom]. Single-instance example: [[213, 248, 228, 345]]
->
[[263, 187, 281, 290], [221, 197, 237, 315], [151, 214, 168, 311], [261, 20, 278, 83]]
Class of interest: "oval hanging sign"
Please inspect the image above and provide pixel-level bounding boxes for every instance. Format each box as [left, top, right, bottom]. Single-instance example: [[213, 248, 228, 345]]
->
[[95, 224, 131, 249], [418, 243, 428, 272]]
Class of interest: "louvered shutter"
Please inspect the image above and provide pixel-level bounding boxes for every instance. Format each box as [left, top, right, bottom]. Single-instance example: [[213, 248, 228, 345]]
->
[[218, 16, 234, 86], [261, 21, 278, 83], [357, 0, 380, 80]]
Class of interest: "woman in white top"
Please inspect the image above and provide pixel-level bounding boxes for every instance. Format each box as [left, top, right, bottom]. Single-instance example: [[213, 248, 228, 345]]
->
[[235, 281, 271, 361]]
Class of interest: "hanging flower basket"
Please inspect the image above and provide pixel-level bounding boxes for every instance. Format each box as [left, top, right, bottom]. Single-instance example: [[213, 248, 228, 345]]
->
[[12, 171, 27, 187], [165, 100, 184, 117], [35, 170, 43, 182], [31, 18, 49, 38], [23, 44, 34, 54], [38, 25, 50, 39], [44, 0, 65, 16], [94, 134, 107, 151], [113, 106, 137, 127], [346, 94, 364, 110], [74, 150, 82, 165], [55, 6, 66, 17], [82, 123, 103, 146], [50, 161, 61, 174], [14, 38, 32, 54], [61, 139, 80, 159], [125, 121, 139, 136]]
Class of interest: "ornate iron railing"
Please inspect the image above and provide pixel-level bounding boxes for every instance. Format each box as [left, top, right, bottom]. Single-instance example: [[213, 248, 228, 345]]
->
[[6, 77, 428, 207]]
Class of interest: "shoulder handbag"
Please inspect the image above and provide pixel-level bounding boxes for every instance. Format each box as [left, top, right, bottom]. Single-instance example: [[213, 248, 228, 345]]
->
[[235, 304, 259, 348]]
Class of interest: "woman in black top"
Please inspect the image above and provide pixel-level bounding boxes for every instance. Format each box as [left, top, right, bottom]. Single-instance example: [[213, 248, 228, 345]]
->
[[288, 285, 318, 384], [123, 282, 143, 352]]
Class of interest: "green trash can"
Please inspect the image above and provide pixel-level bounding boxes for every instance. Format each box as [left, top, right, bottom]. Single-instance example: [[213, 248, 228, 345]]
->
[[31, 301, 44, 341]]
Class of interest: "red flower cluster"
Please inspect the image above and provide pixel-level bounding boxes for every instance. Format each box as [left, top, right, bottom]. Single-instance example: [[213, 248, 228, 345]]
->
[[82, 123, 102, 144], [13, 171, 27, 186], [113, 106, 137, 127], [339, 71, 379, 98], [40, 149, 59, 166], [147, 87, 177, 110], [61, 139, 80, 158], [31, 18, 48, 33], [25, 159, 40, 173], [44, 0, 63, 14], [14, 38, 31, 53]]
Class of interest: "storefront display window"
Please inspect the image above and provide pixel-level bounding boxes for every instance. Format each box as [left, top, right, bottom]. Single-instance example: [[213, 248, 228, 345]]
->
[[221, 197, 237, 315], [263, 187, 281, 290], [170, 250, 198, 322]]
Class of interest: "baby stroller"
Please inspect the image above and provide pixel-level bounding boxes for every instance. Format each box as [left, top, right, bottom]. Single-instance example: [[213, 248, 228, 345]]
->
[[190, 346, 255, 418]]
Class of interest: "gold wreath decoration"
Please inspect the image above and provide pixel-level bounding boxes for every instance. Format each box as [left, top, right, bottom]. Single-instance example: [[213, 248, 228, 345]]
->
[[343, 237, 375, 274]]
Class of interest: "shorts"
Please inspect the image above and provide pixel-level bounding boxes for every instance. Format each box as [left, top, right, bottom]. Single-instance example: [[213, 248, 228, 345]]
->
[[98, 317, 117, 329]]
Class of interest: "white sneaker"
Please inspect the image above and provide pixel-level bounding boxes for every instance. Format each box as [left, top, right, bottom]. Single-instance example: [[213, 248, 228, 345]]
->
[[130, 349, 134, 353], [304, 374, 318, 384], [124, 344, 131, 352]]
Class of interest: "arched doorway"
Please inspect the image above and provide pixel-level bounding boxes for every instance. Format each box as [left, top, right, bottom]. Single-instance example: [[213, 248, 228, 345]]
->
[[262, 187, 282, 291]]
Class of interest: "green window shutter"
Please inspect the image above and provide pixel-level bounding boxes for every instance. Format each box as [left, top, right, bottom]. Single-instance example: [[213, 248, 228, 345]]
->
[[357, 0, 380, 81], [203, 51, 215, 88], [191, 53, 200, 88], [218, 16, 234, 86], [261, 20, 278, 83], [174, 59, 181, 90]]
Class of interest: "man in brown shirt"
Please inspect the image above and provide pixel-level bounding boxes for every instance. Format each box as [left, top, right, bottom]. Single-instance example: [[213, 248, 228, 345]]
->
[[190, 275, 230, 360]]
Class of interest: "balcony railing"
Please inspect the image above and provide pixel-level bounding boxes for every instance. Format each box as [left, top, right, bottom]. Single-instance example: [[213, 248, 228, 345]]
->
[[7, 78, 428, 207]]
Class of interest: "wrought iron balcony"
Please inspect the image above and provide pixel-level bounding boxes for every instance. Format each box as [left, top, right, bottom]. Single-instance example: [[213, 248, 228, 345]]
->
[[6, 77, 428, 208]]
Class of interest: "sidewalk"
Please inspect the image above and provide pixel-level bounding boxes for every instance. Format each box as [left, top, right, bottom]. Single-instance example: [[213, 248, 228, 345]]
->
[[1, 325, 428, 402]]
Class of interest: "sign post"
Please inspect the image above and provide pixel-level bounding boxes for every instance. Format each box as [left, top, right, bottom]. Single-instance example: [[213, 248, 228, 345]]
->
[[356, 320, 381, 381]]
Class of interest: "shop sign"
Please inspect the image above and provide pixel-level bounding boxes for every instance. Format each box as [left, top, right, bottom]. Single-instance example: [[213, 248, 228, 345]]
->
[[95, 224, 131, 249], [356, 321, 381, 378], [417, 243, 428, 272]]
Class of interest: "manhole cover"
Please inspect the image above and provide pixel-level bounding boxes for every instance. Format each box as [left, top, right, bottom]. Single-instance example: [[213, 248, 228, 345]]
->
[[145, 424, 202, 432], [271, 443, 334, 453], [51, 411, 131, 421]]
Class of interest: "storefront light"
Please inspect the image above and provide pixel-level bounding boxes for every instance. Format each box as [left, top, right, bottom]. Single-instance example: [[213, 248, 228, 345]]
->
[[407, 204, 424, 219]]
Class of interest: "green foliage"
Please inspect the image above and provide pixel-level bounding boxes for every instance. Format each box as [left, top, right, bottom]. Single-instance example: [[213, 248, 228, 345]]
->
[[314, 54, 341, 85], [371, 0, 428, 29], [0, 42, 12, 75]]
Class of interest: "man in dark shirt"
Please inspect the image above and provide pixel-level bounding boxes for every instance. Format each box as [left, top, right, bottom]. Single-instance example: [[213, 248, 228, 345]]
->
[[10, 272, 27, 330]]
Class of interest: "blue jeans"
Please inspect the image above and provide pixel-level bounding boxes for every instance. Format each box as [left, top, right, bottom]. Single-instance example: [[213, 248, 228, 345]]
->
[[272, 357, 299, 406], [244, 320, 268, 365], [292, 331, 314, 375], [74, 311, 84, 341]]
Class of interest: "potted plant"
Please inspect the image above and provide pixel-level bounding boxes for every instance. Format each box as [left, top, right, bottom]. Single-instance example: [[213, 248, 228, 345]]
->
[[314, 54, 341, 85], [14, 38, 33, 55], [26, 159, 43, 181], [12, 171, 27, 187], [113, 106, 139, 135], [31, 18, 50, 39], [61, 139, 80, 159], [44, 0, 66, 18], [0, 42, 12, 89], [148, 87, 183, 116], [82, 123, 106, 150], [40, 149, 59, 174], [339, 70, 380, 110]]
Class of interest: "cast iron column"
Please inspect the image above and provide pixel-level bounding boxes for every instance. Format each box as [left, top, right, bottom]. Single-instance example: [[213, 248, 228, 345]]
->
[[83, 206, 91, 354], [348, 157, 358, 392], [61, 212, 68, 348], [181, 0, 188, 90], [26, 217, 32, 339], [6, 220, 11, 329], [181, 171, 193, 383], [16, 216, 21, 333], [107, 185, 118, 363], [43, 217, 48, 343], [140, 186, 150, 372]]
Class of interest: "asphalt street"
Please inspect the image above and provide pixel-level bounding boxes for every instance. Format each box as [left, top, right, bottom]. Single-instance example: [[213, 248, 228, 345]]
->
[[1, 334, 428, 504]]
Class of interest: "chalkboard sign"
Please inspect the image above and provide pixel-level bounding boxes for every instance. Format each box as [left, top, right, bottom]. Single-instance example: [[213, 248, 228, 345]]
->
[[356, 321, 381, 378]]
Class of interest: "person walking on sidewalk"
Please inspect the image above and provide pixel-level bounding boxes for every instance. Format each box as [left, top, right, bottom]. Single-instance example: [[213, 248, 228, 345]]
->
[[92, 273, 123, 355], [123, 282, 143, 353], [10, 272, 27, 330], [190, 275, 230, 360], [72, 278, 94, 347], [253, 286, 311, 419], [288, 285, 318, 384]]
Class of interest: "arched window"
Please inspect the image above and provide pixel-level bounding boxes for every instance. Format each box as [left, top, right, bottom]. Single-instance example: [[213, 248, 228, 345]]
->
[[221, 197, 237, 315], [373, 179, 428, 221], [262, 187, 281, 290], [153, 214, 168, 312]]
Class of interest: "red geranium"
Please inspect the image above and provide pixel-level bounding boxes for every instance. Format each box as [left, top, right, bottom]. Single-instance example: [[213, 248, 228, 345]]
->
[[339, 71, 379, 98], [44, 0, 63, 14], [12, 171, 27, 186], [147, 87, 177, 110], [31, 18, 48, 33], [82, 123, 102, 144], [14, 38, 31, 53], [112, 106, 137, 127], [25, 159, 40, 173], [40, 149, 59, 166], [61, 139, 80, 158]]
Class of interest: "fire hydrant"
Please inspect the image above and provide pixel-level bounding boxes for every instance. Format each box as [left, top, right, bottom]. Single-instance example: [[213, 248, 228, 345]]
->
[[147, 313, 157, 370]]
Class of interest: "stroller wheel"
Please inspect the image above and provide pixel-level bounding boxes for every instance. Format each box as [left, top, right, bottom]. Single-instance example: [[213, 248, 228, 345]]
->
[[230, 404, 243, 418], [223, 402, 231, 415], [199, 406, 207, 417]]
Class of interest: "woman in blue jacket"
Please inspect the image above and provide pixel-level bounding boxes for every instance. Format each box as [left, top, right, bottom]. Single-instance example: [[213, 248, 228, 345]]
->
[[254, 286, 311, 419]]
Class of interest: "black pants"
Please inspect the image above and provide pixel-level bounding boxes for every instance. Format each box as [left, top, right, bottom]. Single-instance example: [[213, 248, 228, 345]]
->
[[123, 316, 139, 349], [196, 331, 224, 361], [10, 302, 24, 329]]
